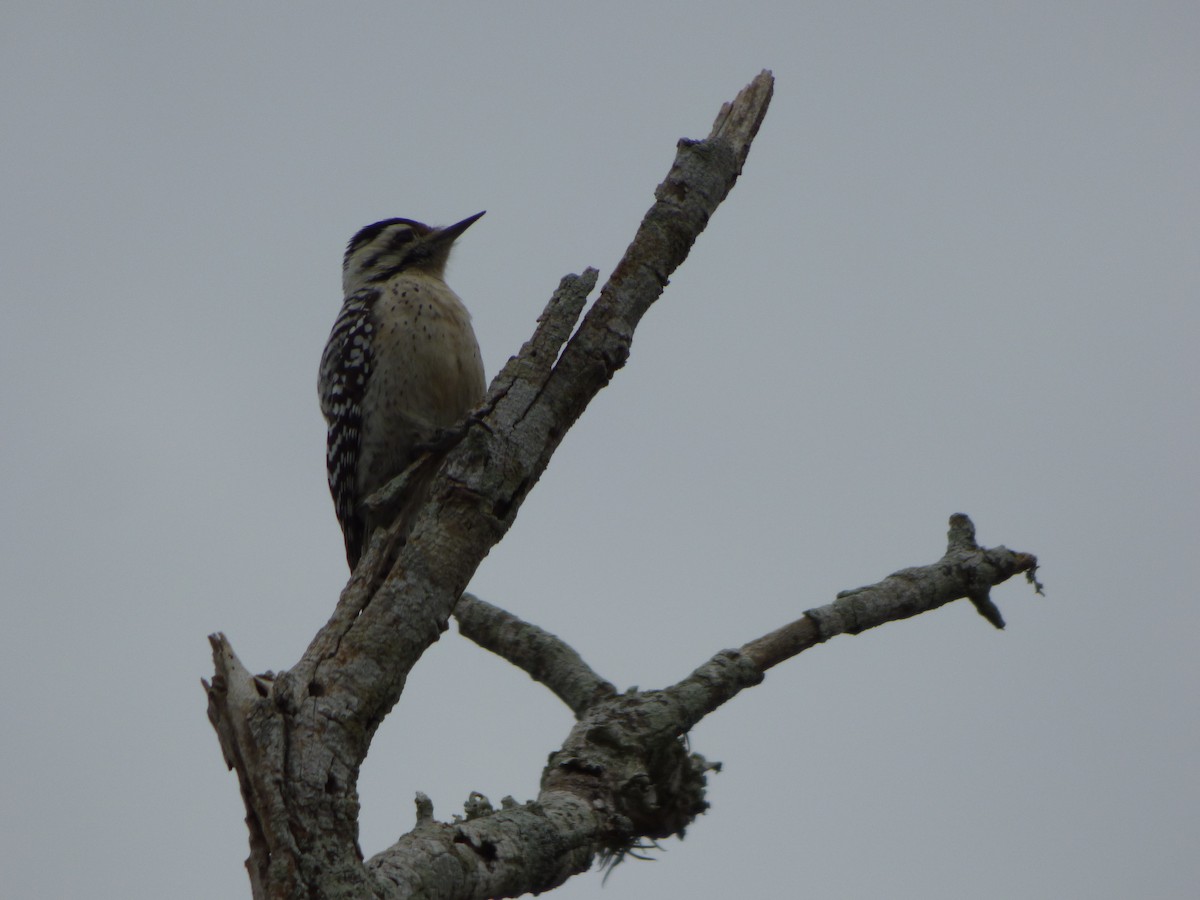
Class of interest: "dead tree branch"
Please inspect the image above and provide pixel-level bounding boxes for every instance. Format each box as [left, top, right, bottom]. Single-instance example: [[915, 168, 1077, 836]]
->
[[206, 70, 777, 900], [363, 514, 1037, 895], [454, 593, 617, 716], [205, 71, 1041, 900]]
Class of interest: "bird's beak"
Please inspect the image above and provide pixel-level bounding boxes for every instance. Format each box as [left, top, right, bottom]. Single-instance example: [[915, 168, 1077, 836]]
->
[[436, 210, 486, 244]]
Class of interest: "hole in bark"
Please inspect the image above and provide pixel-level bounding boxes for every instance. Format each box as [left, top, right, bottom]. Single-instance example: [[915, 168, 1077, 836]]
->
[[308, 681, 324, 697], [454, 833, 498, 862]]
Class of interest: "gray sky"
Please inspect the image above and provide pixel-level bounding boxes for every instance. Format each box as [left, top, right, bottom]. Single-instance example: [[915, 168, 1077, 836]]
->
[[2, 3, 1197, 898]]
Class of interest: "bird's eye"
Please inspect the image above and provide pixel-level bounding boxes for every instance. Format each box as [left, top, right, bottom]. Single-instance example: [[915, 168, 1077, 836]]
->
[[387, 228, 416, 251]]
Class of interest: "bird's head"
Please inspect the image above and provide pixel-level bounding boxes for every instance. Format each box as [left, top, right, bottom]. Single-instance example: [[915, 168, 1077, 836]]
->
[[342, 211, 485, 295]]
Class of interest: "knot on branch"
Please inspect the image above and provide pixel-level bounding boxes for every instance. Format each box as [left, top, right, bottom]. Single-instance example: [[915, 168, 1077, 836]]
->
[[615, 737, 714, 842], [545, 691, 723, 855]]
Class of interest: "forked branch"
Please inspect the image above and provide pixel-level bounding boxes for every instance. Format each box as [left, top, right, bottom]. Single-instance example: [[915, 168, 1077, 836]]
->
[[206, 70, 779, 900], [205, 71, 1041, 900]]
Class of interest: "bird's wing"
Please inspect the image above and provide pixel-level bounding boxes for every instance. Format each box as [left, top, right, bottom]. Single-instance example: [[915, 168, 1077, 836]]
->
[[318, 287, 380, 567]]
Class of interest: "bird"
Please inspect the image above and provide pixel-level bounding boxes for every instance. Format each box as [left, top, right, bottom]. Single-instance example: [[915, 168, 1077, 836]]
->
[[318, 211, 487, 569]]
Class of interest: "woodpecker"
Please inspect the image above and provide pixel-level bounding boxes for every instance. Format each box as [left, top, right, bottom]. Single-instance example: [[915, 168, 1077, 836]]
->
[[319, 212, 487, 569]]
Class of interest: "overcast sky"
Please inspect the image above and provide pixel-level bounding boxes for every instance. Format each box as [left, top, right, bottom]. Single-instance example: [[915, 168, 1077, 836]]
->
[[2, 3, 1197, 898]]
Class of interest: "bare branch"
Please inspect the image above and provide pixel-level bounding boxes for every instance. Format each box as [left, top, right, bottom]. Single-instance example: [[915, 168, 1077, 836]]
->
[[365, 512, 1039, 895], [742, 512, 1039, 672], [366, 792, 597, 899], [799, 512, 1038, 646], [529, 514, 1040, 767], [455, 593, 617, 716]]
